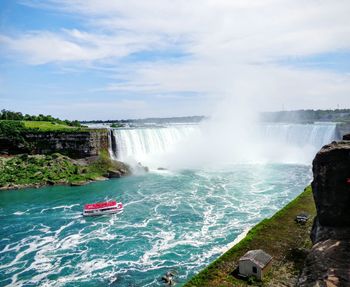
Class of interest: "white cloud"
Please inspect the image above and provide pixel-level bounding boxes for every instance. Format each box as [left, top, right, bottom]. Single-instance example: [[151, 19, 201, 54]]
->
[[0, 29, 165, 64], [9, 0, 350, 64], [2, 0, 350, 116]]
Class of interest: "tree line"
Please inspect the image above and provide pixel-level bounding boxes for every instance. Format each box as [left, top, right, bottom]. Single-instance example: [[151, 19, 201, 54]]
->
[[0, 109, 81, 127], [260, 109, 350, 123]]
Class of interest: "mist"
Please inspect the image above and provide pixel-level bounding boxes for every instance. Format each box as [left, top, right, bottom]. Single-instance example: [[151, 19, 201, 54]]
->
[[135, 101, 338, 170]]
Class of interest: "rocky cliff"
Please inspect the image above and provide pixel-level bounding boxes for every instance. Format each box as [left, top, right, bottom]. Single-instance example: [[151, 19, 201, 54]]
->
[[298, 140, 350, 286], [0, 130, 109, 159]]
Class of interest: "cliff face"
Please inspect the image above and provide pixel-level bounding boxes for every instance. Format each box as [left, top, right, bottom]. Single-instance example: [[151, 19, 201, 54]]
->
[[311, 141, 350, 229], [0, 130, 109, 159], [298, 141, 350, 286]]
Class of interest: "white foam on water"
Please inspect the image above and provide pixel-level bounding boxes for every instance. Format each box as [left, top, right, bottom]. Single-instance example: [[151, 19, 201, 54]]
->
[[40, 204, 79, 214], [220, 227, 251, 253], [1, 163, 314, 286]]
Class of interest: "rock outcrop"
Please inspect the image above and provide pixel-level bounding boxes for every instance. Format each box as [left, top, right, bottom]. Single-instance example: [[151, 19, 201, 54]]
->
[[311, 141, 350, 229], [0, 130, 108, 158], [298, 141, 350, 286], [299, 239, 350, 286], [343, 134, 350, 141]]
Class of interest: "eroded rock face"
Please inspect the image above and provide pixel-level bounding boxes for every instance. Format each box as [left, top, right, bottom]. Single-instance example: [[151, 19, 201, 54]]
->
[[298, 239, 350, 287], [0, 130, 109, 158], [298, 141, 350, 287], [343, 134, 350, 140], [311, 141, 350, 227]]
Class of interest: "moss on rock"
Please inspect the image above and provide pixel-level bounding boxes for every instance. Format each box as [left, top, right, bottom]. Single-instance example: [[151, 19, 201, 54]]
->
[[0, 151, 130, 190]]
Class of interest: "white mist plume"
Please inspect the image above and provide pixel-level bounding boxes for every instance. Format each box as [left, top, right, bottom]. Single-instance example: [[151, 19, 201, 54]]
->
[[141, 100, 337, 170], [107, 70, 338, 169]]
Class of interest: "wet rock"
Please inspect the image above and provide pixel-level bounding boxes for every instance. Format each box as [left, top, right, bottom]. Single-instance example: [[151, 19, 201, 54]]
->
[[111, 160, 131, 176], [161, 271, 176, 286], [70, 181, 88, 186], [343, 134, 350, 140], [46, 179, 56, 185], [107, 169, 122, 178]]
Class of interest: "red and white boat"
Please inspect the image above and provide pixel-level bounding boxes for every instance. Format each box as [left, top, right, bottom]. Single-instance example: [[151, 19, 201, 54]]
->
[[83, 200, 123, 216]]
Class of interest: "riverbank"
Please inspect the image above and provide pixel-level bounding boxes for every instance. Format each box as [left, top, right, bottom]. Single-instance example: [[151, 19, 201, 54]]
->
[[0, 151, 130, 190], [184, 186, 316, 287]]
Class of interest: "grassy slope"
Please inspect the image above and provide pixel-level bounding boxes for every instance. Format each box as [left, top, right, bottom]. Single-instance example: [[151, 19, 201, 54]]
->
[[185, 186, 316, 287], [0, 151, 129, 189], [21, 121, 107, 133], [23, 121, 85, 132]]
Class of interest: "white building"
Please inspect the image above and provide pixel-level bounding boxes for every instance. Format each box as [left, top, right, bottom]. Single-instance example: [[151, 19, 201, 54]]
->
[[238, 249, 273, 280]]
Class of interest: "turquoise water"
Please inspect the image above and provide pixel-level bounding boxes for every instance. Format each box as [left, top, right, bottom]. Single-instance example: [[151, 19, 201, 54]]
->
[[0, 164, 311, 286]]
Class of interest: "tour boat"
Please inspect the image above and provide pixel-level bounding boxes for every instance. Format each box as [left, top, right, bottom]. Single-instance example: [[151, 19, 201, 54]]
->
[[83, 200, 123, 216]]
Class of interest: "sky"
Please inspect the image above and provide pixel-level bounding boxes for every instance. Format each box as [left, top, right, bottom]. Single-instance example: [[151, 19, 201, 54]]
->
[[0, 0, 350, 120]]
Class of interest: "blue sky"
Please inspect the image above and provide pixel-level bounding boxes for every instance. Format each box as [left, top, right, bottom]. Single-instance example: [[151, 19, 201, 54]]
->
[[1, 0, 350, 120]]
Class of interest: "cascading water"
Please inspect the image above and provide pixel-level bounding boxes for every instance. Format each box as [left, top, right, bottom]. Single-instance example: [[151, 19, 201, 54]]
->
[[108, 124, 198, 163], [108, 122, 338, 165], [260, 123, 338, 148]]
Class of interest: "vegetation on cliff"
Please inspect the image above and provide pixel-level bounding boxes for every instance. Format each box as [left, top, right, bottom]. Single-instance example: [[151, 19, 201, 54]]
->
[[22, 120, 86, 131], [0, 109, 81, 127], [0, 151, 130, 190], [0, 120, 86, 149], [185, 186, 316, 287], [0, 119, 108, 157]]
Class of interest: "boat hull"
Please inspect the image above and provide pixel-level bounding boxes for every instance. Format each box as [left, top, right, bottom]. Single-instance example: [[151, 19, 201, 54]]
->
[[83, 202, 123, 217], [83, 208, 123, 217]]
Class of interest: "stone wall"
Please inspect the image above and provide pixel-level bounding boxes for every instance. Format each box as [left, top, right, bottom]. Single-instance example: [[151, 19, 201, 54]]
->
[[0, 130, 109, 158]]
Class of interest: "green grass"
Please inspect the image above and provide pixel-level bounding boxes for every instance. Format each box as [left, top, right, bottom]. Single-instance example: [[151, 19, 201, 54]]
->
[[23, 121, 85, 132], [184, 186, 316, 287]]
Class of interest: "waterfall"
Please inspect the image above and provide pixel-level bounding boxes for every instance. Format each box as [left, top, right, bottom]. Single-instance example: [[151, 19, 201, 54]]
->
[[108, 122, 338, 164], [260, 123, 338, 148], [109, 125, 198, 162]]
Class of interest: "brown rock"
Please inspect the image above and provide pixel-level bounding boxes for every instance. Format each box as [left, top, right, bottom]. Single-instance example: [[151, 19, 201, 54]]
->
[[298, 239, 350, 287], [311, 141, 350, 227], [299, 141, 350, 287], [70, 181, 88, 186], [107, 169, 121, 178]]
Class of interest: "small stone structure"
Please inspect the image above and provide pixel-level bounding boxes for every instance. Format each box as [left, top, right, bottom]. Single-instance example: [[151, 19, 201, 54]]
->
[[238, 249, 272, 280]]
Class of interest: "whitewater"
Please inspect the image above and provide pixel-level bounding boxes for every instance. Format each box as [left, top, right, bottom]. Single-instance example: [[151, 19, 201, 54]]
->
[[0, 122, 338, 286]]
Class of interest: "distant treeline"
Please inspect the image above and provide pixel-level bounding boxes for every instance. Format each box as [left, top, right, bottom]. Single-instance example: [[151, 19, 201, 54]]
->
[[82, 116, 206, 125], [0, 109, 81, 127], [260, 109, 350, 123]]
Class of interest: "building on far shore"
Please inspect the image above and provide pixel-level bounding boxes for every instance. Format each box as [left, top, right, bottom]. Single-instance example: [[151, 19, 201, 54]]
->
[[238, 249, 273, 280]]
